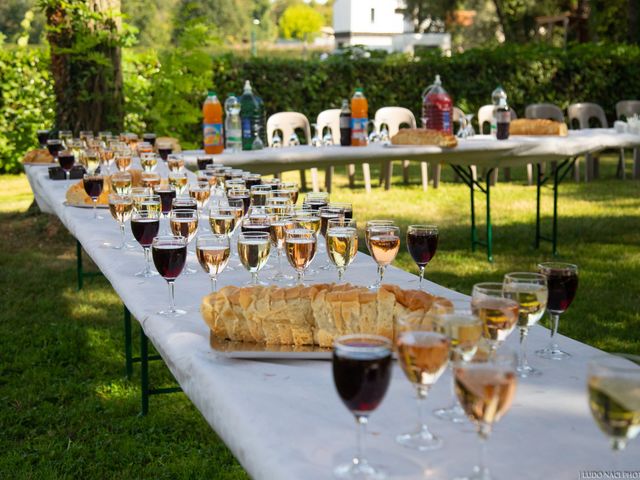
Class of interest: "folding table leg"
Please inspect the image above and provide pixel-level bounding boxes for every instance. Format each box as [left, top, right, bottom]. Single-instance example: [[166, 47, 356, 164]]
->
[[140, 327, 149, 416], [124, 305, 133, 379], [76, 240, 83, 291], [347, 164, 356, 188], [485, 169, 494, 263]]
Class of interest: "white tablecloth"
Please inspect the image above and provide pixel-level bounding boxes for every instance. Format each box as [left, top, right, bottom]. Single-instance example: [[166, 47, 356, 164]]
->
[[182, 129, 640, 173], [24, 164, 640, 479]]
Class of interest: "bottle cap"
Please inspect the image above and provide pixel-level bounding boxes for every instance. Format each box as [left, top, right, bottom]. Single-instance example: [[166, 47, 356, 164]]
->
[[355, 88, 363, 93], [208, 90, 216, 96], [244, 80, 252, 93], [434, 74, 442, 85]]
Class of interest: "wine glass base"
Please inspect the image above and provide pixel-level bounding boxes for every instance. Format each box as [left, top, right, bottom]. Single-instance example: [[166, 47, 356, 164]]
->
[[244, 280, 269, 286], [183, 266, 198, 275], [319, 262, 333, 271], [516, 365, 542, 378], [433, 404, 468, 423], [158, 308, 186, 317], [333, 462, 386, 480], [270, 272, 294, 282], [535, 346, 571, 360], [395, 429, 443, 451], [454, 465, 493, 480], [135, 269, 159, 278]]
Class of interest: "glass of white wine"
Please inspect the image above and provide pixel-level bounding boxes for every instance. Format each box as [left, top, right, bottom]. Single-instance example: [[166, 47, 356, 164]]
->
[[367, 225, 400, 291], [285, 228, 317, 286], [108, 194, 133, 250], [326, 218, 358, 282], [168, 171, 188, 195], [395, 311, 451, 451], [503, 272, 548, 377], [269, 214, 295, 283], [238, 232, 271, 286], [588, 354, 640, 456], [454, 348, 517, 480], [432, 313, 483, 423], [471, 282, 519, 353], [196, 234, 231, 292], [140, 152, 158, 172], [111, 171, 132, 195], [365, 220, 395, 282], [169, 208, 199, 275], [141, 172, 161, 191]]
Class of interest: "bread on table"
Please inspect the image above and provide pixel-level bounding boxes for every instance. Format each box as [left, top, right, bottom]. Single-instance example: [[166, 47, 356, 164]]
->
[[391, 128, 458, 148], [23, 149, 54, 164], [201, 283, 454, 348], [509, 119, 568, 136]]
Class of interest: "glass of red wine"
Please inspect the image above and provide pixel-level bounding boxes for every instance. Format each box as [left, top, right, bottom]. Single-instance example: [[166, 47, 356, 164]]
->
[[154, 185, 176, 233], [58, 150, 75, 179], [46, 139, 64, 159], [131, 210, 160, 278], [152, 235, 188, 316], [83, 173, 104, 220], [406, 225, 438, 290], [535, 262, 579, 360], [37, 129, 50, 148], [332, 334, 392, 479]]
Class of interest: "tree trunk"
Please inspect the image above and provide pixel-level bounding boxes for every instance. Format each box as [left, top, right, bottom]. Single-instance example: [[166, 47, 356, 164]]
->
[[630, 0, 639, 44], [491, 0, 510, 42], [45, 0, 123, 134]]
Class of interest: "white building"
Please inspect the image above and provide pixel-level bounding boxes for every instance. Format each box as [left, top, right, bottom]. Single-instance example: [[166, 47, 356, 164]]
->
[[332, 0, 451, 54]]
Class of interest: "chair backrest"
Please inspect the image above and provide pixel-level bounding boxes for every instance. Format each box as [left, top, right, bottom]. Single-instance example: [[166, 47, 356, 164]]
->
[[374, 107, 416, 137], [316, 109, 341, 145], [266, 112, 312, 146], [615, 100, 640, 120], [525, 103, 564, 122], [567, 102, 608, 129], [452, 106, 465, 134], [477, 104, 518, 134]]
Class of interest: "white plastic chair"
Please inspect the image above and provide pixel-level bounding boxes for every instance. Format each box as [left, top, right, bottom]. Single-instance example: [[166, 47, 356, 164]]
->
[[374, 107, 428, 191], [477, 104, 518, 184], [266, 112, 318, 191], [316, 109, 341, 192], [567, 102, 610, 181], [616, 100, 640, 179], [525, 103, 564, 185]]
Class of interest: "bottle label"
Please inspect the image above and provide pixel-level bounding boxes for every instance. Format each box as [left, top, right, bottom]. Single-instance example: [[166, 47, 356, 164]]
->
[[203, 123, 223, 147], [340, 115, 351, 129], [351, 117, 368, 143], [241, 118, 252, 139], [497, 110, 511, 123]]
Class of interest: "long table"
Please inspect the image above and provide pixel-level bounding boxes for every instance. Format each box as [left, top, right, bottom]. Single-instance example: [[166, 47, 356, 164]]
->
[[24, 163, 640, 479], [182, 129, 640, 261]]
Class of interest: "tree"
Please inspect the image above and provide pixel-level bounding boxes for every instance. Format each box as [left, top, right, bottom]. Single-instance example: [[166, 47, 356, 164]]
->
[[173, 0, 249, 43], [122, 0, 177, 47], [401, 0, 460, 33], [278, 3, 324, 41], [0, 0, 46, 43]]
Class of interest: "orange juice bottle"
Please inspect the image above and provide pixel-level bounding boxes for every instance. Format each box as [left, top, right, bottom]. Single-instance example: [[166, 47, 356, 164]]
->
[[203, 91, 224, 154], [350, 88, 368, 147]]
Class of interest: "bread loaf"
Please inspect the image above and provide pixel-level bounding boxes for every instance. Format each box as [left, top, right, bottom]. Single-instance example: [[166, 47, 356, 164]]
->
[[23, 149, 54, 164], [509, 119, 568, 136], [391, 128, 458, 148], [201, 283, 454, 347]]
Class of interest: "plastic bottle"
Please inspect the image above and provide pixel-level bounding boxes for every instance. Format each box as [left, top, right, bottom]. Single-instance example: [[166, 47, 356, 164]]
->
[[350, 88, 368, 147], [240, 81, 259, 151], [339, 99, 351, 146], [496, 97, 511, 140], [253, 91, 267, 146], [422, 75, 453, 134], [202, 91, 224, 154], [224, 94, 242, 153], [491, 86, 507, 136]]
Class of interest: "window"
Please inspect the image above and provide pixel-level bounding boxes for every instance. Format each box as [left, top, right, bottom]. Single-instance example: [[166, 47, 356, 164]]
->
[[370, 8, 375, 23]]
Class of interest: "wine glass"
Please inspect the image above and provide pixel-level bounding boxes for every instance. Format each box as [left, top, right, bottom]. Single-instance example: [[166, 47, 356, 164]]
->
[[57, 150, 75, 179], [432, 313, 483, 423], [329, 202, 353, 219], [470, 282, 519, 352], [228, 188, 250, 216], [310, 123, 322, 148], [326, 218, 358, 282], [189, 180, 211, 213], [250, 185, 272, 207], [237, 231, 271, 285], [167, 154, 184, 173], [169, 208, 199, 275], [151, 235, 187, 316], [587, 354, 640, 454], [503, 272, 548, 377], [37, 129, 50, 148], [134, 193, 160, 215], [368, 225, 400, 291], [46, 139, 64, 159], [83, 172, 104, 220], [281, 182, 299, 204], [111, 171, 132, 195], [252, 125, 264, 150], [322, 128, 334, 147], [265, 196, 293, 216], [131, 210, 160, 277], [395, 311, 450, 450], [115, 151, 132, 172], [142, 132, 156, 146], [209, 206, 238, 237], [240, 214, 271, 235], [453, 348, 517, 480], [535, 262, 579, 360], [271, 125, 283, 148], [243, 173, 262, 189], [79, 130, 94, 145], [168, 172, 188, 195], [269, 214, 295, 283], [406, 225, 439, 290], [287, 126, 300, 147], [157, 142, 173, 161], [140, 152, 158, 172], [171, 197, 197, 212], [285, 228, 317, 286], [80, 149, 100, 174], [154, 185, 177, 234], [196, 234, 231, 292], [332, 334, 392, 479], [303, 192, 329, 212], [108, 194, 133, 250], [365, 220, 395, 278], [141, 172, 161, 191]]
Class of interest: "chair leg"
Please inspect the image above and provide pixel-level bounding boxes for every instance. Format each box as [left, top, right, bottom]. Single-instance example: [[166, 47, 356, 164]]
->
[[634, 147, 640, 179], [384, 161, 393, 190], [584, 153, 592, 182], [325, 167, 334, 193], [362, 163, 372, 193], [574, 158, 580, 182], [420, 162, 428, 192], [432, 163, 441, 188], [489, 168, 498, 186], [594, 154, 600, 179], [402, 160, 410, 184], [618, 148, 626, 180], [526, 164, 533, 186], [471, 165, 478, 181], [310, 168, 319, 192], [503, 167, 511, 182], [347, 164, 356, 188], [299, 170, 307, 191]]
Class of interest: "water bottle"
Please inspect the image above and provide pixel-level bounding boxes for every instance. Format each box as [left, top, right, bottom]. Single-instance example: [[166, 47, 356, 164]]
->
[[422, 75, 453, 134], [491, 86, 507, 136], [224, 94, 242, 153], [240, 80, 259, 151]]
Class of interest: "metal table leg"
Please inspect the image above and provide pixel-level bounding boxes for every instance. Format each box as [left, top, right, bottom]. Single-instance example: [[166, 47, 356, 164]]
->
[[76, 240, 103, 290], [124, 306, 133, 379], [534, 158, 577, 256]]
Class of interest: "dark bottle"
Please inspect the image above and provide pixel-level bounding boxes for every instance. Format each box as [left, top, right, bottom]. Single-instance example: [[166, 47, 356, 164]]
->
[[339, 99, 351, 146], [496, 99, 511, 140], [240, 80, 260, 151]]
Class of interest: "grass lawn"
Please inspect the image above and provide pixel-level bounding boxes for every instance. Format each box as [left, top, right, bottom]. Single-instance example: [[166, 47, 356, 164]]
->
[[1, 155, 639, 478]]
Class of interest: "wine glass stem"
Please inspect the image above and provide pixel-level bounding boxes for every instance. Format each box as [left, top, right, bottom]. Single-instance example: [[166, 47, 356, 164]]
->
[[297, 270, 304, 286], [418, 265, 425, 289], [548, 313, 560, 348], [143, 247, 152, 275], [92, 198, 97, 219], [353, 415, 369, 468], [119, 223, 126, 249], [251, 272, 258, 285], [477, 423, 491, 477], [167, 280, 176, 313], [416, 386, 430, 432], [519, 327, 530, 370], [337, 268, 344, 282], [276, 249, 283, 275], [210, 275, 217, 292], [377, 265, 386, 287]]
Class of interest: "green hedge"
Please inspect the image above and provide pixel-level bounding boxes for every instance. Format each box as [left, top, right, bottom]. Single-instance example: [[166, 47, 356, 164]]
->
[[2, 43, 640, 173]]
